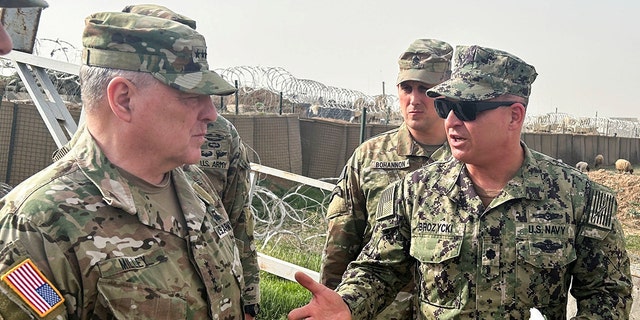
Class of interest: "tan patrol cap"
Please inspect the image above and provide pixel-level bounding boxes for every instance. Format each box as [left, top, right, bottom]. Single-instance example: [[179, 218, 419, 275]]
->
[[397, 39, 453, 86]]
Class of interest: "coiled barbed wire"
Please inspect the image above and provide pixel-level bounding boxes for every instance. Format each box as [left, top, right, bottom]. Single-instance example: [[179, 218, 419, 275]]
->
[[215, 65, 399, 120], [2, 38, 640, 134], [250, 180, 334, 252], [523, 113, 640, 137]]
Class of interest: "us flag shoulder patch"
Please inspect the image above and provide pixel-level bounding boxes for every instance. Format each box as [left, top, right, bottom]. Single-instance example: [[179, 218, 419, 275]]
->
[[587, 189, 615, 230], [376, 187, 395, 219], [1, 259, 64, 317]]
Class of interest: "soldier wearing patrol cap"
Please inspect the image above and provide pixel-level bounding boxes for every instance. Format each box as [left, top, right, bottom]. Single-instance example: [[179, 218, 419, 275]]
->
[[0, 0, 48, 54], [290, 45, 632, 319], [319, 38, 452, 320], [122, 5, 262, 319], [0, 7, 247, 320], [116, 4, 261, 318]]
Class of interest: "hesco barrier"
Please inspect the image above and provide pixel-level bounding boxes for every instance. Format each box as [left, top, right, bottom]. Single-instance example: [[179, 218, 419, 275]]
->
[[1, 102, 640, 186], [0, 101, 80, 186]]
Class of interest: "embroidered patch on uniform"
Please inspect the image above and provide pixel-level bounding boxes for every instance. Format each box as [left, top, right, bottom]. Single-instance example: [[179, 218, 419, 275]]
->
[[376, 187, 394, 219], [1, 259, 64, 317], [117, 256, 147, 271], [587, 189, 615, 229], [214, 221, 233, 237], [198, 158, 229, 169], [371, 159, 410, 169], [532, 239, 563, 253]]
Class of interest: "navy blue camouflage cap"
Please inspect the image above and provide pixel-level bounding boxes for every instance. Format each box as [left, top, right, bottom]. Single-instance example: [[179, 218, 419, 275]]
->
[[0, 0, 48, 7], [427, 45, 537, 101], [82, 11, 236, 96], [397, 39, 453, 85]]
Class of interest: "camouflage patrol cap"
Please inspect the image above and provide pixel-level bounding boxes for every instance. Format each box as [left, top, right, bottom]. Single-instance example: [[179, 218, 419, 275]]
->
[[122, 4, 196, 30], [427, 45, 537, 101], [82, 11, 236, 96], [0, 0, 48, 7], [397, 39, 453, 85]]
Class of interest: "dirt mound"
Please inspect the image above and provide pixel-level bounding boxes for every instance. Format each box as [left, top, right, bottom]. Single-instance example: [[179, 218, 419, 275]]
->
[[587, 170, 640, 236]]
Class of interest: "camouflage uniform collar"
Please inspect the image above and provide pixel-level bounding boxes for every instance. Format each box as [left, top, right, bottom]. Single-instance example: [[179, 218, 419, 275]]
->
[[67, 127, 138, 213], [396, 122, 445, 157], [508, 142, 549, 201], [65, 127, 215, 232], [395, 123, 415, 156], [429, 142, 545, 203]]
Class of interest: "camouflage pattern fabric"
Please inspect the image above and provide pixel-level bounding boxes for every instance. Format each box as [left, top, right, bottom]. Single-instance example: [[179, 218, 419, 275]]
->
[[199, 115, 259, 306], [426, 45, 537, 102], [122, 4, 196, 29], [82, 11, 236, 96], [0, 127, 245, 319], [320, 123, 450, 319], [396, 39, 453, 85], [336, 143, 633, 319]]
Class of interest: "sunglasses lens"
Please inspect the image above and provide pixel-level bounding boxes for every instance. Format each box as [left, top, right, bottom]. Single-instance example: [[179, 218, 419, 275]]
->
[[455, 103, 475, 121], [435, 100, 514, 121], [435, 100, 476, 121], [434, 100, 450, 119]]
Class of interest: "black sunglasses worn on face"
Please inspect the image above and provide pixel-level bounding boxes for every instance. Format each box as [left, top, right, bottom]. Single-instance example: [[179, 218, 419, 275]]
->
[[434, 99, 517, 121]]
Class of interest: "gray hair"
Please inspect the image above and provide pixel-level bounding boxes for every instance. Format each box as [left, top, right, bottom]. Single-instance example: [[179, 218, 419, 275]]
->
[[79, 65, 157, 110], [498, 94, 528, 107]]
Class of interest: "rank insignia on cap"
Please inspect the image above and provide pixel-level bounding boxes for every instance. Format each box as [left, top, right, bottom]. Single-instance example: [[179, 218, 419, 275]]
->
[[1, 259, 64, 317]]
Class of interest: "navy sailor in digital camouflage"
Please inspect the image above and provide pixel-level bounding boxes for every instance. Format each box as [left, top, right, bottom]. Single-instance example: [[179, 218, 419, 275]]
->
[[0, 7, 249, 320], [289, 45, 632, 320], [319, 38, 453, 320]]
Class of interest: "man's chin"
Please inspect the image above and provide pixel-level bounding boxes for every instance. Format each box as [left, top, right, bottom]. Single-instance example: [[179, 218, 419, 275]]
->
[[182, 151, 202, 166]]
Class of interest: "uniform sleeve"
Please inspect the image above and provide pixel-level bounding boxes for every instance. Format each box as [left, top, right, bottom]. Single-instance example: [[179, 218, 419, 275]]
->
[[224, 137, 260, 306], [319, 154, 369, 290], [335, 181, 414, 319], [0, 214, 70, 320], [569, 182, 633, 319]]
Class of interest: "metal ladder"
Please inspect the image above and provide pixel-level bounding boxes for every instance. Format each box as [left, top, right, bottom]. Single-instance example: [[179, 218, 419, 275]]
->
[[2, 50, 79, 148]]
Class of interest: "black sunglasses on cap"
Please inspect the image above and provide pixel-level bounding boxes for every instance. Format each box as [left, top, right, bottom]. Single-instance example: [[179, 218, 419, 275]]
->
[[434, 99, 517, 121]]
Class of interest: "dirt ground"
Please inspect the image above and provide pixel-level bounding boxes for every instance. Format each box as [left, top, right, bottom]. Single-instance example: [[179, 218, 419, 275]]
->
[[586, 169, 640, 237]]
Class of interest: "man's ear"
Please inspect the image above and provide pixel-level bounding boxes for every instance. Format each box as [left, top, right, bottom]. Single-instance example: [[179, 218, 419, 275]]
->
[[106, 77, 136, 122], [510, 102, 527, 129], [510, 102, 526, 125]]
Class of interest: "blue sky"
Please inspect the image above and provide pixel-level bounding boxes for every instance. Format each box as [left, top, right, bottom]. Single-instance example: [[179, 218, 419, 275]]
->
[[36, 0, 640, 118]]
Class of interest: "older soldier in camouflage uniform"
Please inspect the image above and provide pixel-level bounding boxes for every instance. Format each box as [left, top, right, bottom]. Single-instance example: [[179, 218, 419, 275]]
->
[[0, 0, 48, 54], [0, 9, 248, 320], [121, 6, 261, 318], [320, 39, 452, 319], [289, 45, 633, 320]]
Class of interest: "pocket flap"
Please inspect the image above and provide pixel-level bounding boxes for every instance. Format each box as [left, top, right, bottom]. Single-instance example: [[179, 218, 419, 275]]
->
[[410, 232, 464, 264]]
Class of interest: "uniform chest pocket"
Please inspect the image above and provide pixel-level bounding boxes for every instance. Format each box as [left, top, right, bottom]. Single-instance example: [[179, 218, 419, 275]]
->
[[410, 234, 462, 263], [515, 237, 576, 307], [96, 278, 187, 319], [95, 249, 203, 319], [410, 233, 467, 309]]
